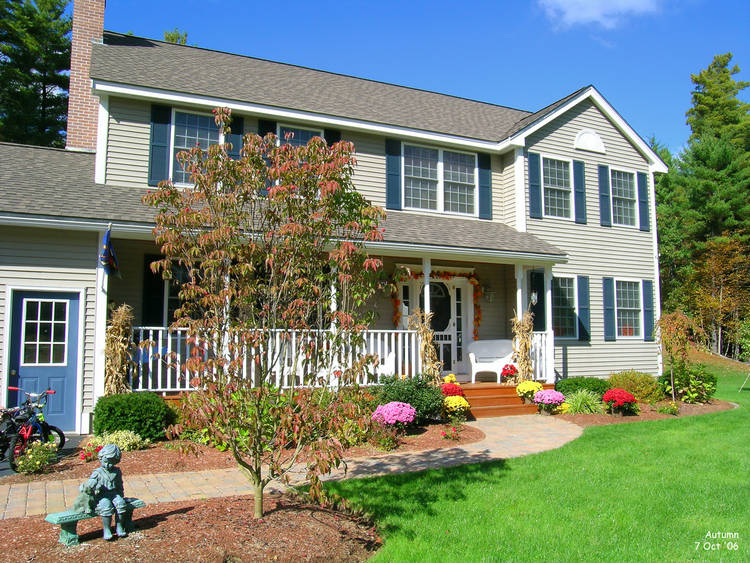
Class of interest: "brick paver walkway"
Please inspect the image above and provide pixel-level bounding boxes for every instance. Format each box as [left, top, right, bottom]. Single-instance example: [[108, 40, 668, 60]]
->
[[0, 415, 581, 519]]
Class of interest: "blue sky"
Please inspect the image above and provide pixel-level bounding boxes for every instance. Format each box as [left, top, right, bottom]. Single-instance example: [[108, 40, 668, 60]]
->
[[95, 0, 749, 154]]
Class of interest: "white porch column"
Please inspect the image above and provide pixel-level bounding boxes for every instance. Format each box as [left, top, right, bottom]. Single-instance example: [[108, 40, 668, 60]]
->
[[422, 257, 431, 316], [544, 265, 555, 383], [91, 229, 109, 433], [330, 278, 337, 326], [514, 264, 524, 317]]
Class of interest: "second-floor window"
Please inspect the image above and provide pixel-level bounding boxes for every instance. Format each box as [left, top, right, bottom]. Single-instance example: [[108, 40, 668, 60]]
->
[[403, 144, 477, 215], [172, 111, 221, 184], [610, 169, 637, 227], [543, 157, 572, 219], [278, 125, 322, 147]]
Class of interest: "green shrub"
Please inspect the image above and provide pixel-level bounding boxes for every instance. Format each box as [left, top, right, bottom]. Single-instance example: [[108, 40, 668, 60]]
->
[[88, 430, 150, 451], [657, 401, 680, 416], [658, 364, 717, 404], [377, 375, 443, 424], [607, 370, 663, 403], [15, 440, 58, 474], [93, 392, 176, 441], [564, 389, 605, 414], [555, 377, 610, 398]]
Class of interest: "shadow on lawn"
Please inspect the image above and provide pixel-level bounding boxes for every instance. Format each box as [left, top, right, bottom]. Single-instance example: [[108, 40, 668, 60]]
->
[[328, 457, 509, 540]]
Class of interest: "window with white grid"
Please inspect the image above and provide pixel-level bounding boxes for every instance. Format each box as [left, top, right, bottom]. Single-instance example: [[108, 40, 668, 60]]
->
[[21, 299, 68, 365], [542, 157, 571, 218], [404, 145, 438, 210], [279, 125, 322, 147], [443, 151, 475, 214], [616, 280, 641, 337], [611, 170, 637, 226], [552, 277, 577, 338], [172, 111, 221, 184]]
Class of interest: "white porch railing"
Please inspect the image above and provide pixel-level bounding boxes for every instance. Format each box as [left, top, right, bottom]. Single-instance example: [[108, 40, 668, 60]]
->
[[129, 327, 421, 392], [531, 331, 555, 383]]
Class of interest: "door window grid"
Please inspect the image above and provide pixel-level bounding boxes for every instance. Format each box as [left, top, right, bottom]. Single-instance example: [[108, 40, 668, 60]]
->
[[455, 287, 463, 361], [21, 299, 68, 366], [616, 280, 641, 337]]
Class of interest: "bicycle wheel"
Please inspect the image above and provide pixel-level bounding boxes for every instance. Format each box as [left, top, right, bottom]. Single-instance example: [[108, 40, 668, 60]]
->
[[46, 426, 65, 451], [8, 433, 39, 472]]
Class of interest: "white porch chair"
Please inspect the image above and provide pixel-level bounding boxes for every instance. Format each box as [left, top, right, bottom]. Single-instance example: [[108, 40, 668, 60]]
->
[[467, 339, 514, 383]]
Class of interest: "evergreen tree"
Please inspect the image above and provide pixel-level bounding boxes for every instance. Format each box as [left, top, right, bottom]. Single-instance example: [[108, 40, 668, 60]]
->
[[163, 28, 187, 45], [0, 0, 71, 148]]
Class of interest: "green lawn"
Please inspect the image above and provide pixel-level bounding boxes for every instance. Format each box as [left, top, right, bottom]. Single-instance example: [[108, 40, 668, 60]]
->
[[328, 358, 750, 562]]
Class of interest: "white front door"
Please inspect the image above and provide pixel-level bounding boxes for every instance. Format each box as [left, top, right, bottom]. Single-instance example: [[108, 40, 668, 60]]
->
[[400, 278, 470, 374]]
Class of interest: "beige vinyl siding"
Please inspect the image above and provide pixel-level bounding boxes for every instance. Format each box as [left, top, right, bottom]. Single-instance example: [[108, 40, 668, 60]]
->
[[498, 152, 516, 228], [525, 99, 658, 377], [345, 131, 386, 207], [0, 227, 98, 413], [107, 97, 150, 187]]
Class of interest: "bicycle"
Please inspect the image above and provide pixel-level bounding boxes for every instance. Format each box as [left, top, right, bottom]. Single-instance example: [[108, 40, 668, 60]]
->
[[6, 387, 66, 471]]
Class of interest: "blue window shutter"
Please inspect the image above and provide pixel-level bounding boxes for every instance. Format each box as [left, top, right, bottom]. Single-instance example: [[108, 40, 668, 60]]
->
[[324, 129, 341, 145], [478, 153, 492, 220], [577, 275, 590, 341], [598, 165, 611, 227], [643, 280, 654, 341], [530, 270, 546, 331], [227, 116, 244, 160], [148, 105, 171, 186], [528, 152, 542, 219], [603, 277, 616, 341], [637, 172, 650, 232], [385, 139, 402, 210], [573, 160, 587, 224], [258, 119, 276, 137]]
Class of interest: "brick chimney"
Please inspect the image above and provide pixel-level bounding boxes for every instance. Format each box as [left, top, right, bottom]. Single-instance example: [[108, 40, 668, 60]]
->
[[66, 0, 105, 151]]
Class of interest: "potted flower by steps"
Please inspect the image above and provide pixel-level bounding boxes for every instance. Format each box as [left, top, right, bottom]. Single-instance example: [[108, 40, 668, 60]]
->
[[533, 389, 565, 415], [602, 388, 639, 417], [516, 381, 543, 405]]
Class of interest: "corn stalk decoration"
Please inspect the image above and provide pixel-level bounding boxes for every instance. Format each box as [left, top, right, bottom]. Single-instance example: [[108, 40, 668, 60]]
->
[[104, 304, 134, 396], [408, 309, 443, 383], [511, 310, 535, 381]]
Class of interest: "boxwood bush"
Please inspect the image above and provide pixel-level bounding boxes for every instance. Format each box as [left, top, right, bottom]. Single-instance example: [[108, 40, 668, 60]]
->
[[607, 370, 663, 403], [93, 392, 176, 441], [377, 375, 443, 424], [555, 377, 609, 399]]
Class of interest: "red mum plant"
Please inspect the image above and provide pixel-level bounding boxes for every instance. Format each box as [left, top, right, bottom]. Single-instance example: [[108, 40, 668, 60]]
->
[[441, 382, 465, 397], [501, 364, 518, 382], [602, 388, 639, 415]]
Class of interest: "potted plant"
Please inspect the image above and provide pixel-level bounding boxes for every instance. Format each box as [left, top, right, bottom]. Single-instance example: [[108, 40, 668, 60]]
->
[[516, 380, 543, 404], [533, 389, 565, 415], [602, 388, 639, 416], [501, 364, 518, 383]]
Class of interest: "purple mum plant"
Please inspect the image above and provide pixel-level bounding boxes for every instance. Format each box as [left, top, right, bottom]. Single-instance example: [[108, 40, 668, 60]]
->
[[533, 389, 565, 413], [372, 401, 417, 428]]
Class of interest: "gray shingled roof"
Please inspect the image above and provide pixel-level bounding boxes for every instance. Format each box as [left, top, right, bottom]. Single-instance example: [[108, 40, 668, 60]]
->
[[91, 32, 534, 143], [0, 143, 563, 258]]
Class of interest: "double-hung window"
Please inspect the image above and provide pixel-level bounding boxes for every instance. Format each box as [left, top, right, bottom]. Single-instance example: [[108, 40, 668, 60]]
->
[[172, 111, 221, 184], [615, 280, 641, 337], [278, 125, 322, 147], [542, 156, 572, 219], [403, 144, 477, 215], [551, 277, 577, 338], [610, 169, 637, 227]]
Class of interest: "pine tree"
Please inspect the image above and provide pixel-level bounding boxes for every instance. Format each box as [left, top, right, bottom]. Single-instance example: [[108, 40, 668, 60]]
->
[[0, 0, 71, 148], [163, 28, 187, 45]]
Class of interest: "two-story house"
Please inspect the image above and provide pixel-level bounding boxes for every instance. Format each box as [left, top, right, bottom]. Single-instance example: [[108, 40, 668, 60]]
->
[[0, 0, 666, 433]]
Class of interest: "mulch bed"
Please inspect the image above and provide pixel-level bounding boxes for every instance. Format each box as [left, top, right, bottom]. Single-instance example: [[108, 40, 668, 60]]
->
[[557, 399, 735, 428], [0, 423, 485, 485], [5, 494, 380, 562]]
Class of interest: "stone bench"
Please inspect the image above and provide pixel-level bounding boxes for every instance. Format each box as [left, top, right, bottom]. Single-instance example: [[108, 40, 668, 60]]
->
[[45, 497, 146, 546]]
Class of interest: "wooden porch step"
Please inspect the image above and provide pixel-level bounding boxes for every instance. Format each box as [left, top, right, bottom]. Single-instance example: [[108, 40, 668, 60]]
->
[[462, 383, 553, 399], [469, 404, 539, 418]]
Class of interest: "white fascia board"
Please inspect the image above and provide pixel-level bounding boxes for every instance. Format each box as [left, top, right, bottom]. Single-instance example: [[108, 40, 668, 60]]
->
[[366, 240, 567, 265], [92, 80, 508, 154], [507, 87, 669, 173], [0, 214, 155, 239]]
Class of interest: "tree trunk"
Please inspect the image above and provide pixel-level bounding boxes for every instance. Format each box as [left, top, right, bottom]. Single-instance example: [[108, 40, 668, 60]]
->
[[254, 481, 264, 519]]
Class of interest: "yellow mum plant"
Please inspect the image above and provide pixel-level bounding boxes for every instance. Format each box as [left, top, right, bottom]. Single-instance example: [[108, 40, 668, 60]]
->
[[516, 380, 543, 400], [443, 395, 471, 418], [443, 373, 457, 384]]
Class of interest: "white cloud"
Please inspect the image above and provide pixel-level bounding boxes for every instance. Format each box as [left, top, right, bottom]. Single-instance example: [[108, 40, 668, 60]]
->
[[538, 0, 661, 29]]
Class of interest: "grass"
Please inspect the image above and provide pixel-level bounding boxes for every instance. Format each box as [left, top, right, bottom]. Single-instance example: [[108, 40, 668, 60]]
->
[[328, 353, 750, 562]]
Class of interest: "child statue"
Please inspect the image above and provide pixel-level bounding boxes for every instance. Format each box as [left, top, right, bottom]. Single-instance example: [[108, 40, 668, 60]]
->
[[81, 443, 128, 540]]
